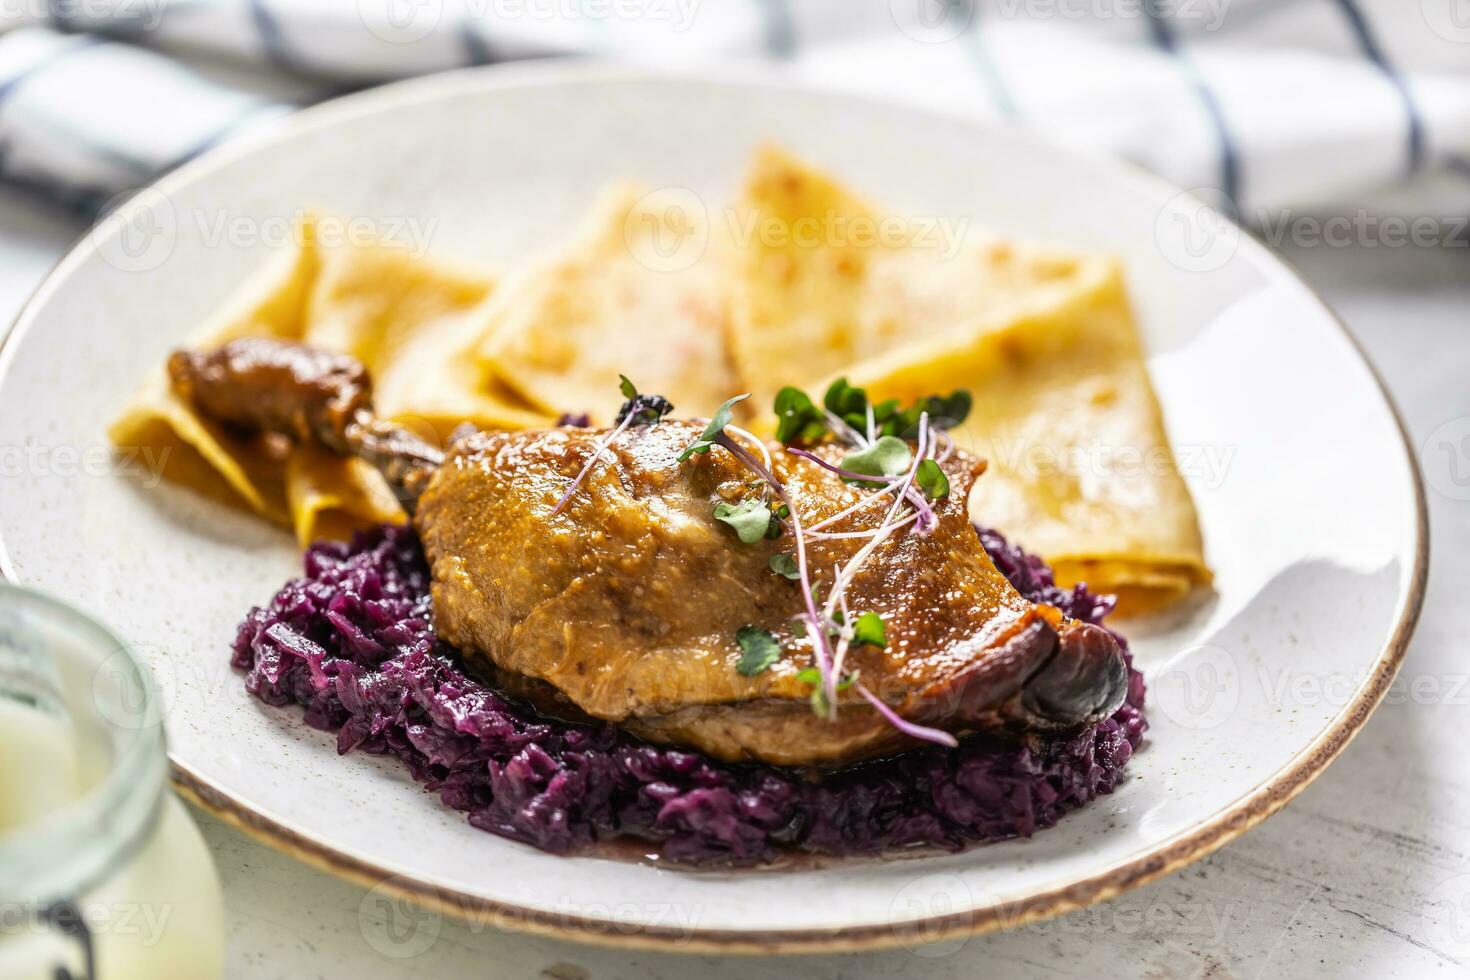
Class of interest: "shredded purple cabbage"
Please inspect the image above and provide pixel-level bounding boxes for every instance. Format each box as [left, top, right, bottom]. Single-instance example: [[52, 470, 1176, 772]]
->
[[232, 524, 1146, 866]]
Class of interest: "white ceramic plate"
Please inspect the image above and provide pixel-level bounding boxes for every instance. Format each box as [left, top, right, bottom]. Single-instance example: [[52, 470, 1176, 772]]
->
[[0, 66, 1426, 952]]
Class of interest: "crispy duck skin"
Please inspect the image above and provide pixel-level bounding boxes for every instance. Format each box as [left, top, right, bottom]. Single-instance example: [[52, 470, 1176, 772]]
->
[[170, 338, 1129, 767]]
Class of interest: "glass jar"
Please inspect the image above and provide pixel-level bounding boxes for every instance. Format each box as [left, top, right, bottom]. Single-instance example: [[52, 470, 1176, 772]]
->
[[0, 583, 224, 980]]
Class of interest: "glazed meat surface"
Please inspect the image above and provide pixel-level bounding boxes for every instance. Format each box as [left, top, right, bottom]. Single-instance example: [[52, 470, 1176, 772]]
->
[[417, 420, 1127, 766]]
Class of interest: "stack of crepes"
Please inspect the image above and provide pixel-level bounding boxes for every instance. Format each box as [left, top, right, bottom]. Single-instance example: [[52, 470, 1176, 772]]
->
[[110, 145, 1210, 615]]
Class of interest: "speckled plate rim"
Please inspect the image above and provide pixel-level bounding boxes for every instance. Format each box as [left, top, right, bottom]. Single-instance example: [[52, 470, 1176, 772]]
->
[[0, 62, 1429, 955]]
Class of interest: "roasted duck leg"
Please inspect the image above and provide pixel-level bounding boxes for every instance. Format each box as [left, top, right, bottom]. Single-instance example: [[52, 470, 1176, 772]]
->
[[170, 338, 1129, 767]]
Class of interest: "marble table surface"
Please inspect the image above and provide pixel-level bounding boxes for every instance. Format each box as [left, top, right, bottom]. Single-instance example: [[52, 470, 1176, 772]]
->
[[1, 193, 1464, 979]]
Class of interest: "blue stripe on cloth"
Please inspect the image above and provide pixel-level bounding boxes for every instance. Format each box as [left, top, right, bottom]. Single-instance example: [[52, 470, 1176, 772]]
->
[[32, 112, 159, 178], [1143, 0, 1240, 212], [460, 19, 497, 65], [158, 98, 285, 172], [1333, 0, 1425, 178], [0, 153, 111, 214], [757, 0, 796, 58], [247, 0, 317, 77], [964, 0, 1017, 117]]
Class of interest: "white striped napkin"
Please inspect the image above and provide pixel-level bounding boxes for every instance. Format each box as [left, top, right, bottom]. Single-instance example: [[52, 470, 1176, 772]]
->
[[0, 0, 1466, 221]]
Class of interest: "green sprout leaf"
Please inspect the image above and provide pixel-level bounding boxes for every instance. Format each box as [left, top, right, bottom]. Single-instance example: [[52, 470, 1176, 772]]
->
[[796, 668, 859, 690], [916, 459, 950, 500], [879, 389, 973, 438], [713, 499, 775, 544], [840, 435, 912, 480], [823, 377, 868, 421], [768, 554, 800, 579], [678, 393, 750, 461], [618, 374, 639, 400], [925, 389, 973, 430], [735, 626, 782, 676], [773, 387, 827, 445], [851, 611, 887, 648], [796, 667, 859, 718]]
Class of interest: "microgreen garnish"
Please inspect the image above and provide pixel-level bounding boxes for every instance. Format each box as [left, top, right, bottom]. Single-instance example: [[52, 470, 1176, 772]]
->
[[854, 682, 958, 747], [714, 499, 779, 544], [840, 436, 912, 480], [550, 377, 673, 516], [823, 378, 869, 430], [774, 387, 827, 445], [677, 394, 750, 461], [850, 611, 887, 648], [916, 459, 950, 500], [796, 667, 857, 688], [693, 378, 964, 746], [775, 377, 972, 446], [735, 626, 782, 676], [614, 375, 674, 427], [769, 554, 800, 579], [797, 667, 859, 719]]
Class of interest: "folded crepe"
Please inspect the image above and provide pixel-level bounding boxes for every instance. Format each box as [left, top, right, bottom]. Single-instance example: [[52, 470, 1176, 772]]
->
[[731, 147, 1210, 614], [828, 259, 1210, 615], [727, 144, 1093, 410], [478, 183, 736, 424], [109, 213, 550, 544]]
